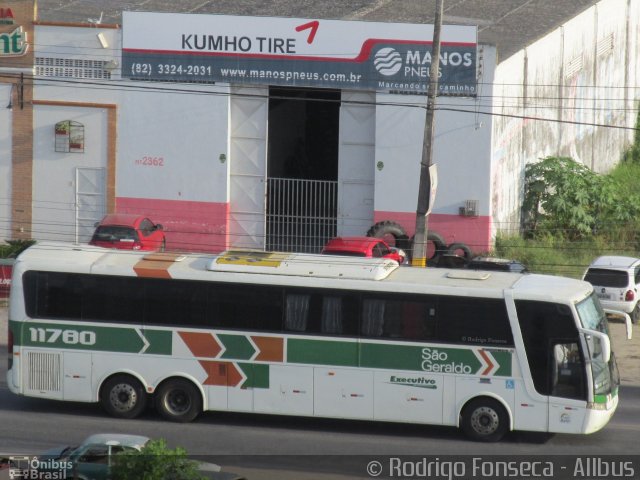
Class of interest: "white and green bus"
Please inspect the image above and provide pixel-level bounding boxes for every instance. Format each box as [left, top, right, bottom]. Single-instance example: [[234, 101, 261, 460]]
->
[[7, 242, 619, 441]]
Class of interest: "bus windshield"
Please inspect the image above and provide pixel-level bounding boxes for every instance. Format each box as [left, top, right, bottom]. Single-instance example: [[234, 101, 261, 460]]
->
[[576, 294, 619, 398], [576, 293, 609, 334]]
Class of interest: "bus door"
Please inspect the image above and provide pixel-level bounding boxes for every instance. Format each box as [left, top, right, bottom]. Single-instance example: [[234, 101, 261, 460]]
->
[[547, 339, 588, 433], [514, 300, 588, 433]]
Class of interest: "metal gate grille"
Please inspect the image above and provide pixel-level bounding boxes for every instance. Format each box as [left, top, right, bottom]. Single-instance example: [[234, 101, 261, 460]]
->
[[267, 178, 337, 253]]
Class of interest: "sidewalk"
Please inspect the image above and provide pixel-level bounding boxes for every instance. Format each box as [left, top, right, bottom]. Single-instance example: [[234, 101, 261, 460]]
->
[[0, 303, 637, 384]]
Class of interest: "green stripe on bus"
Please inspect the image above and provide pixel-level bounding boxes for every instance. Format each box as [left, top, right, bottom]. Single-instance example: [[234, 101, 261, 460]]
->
[[238, 362, 269, 389], [287, 339, 358, 366], [142, 329, 172, 355], [361, 343, 484, 374], [16, 322, 172, 355], [218, 334, 256, 360], [360, 343, 424, 371], [288, 339, 512, 376], [488, 349, 512, 376], [593, 394, 608, 404]]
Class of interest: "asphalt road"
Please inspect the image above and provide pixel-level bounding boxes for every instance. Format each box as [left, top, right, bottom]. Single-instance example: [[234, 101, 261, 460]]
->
[[1, 305, 639, 479]]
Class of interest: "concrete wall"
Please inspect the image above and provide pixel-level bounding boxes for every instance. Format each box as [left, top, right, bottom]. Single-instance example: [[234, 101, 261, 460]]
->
[[492, 0, 640, 235]]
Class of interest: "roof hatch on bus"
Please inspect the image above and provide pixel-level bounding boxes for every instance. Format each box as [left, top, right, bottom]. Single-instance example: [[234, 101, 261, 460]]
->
[[207, 250, 399, 280], [445, 270, 491, 281]]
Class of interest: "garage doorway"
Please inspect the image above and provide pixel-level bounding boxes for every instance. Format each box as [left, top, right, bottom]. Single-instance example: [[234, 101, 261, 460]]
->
[[266, 87, 340, 252]]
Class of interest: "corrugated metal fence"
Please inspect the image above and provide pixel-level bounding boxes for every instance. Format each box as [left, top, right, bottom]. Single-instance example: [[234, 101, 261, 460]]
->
[[266, 177, 337, 253]]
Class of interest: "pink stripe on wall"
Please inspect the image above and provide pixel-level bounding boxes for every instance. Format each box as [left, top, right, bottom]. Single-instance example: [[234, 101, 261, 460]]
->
[[117, 197, 229, 253], [373, 211, 493, 254]]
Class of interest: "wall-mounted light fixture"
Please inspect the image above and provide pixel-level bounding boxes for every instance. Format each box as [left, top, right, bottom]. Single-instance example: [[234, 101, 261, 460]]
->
[[97, 32, 109, 49], [6, 83, 15, 109], [103, 60, 119, 71], [7, 74, 25, 110]]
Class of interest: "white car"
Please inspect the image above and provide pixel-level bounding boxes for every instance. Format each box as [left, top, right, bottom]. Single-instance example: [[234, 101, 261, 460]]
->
[[583, 256, 640, 324]]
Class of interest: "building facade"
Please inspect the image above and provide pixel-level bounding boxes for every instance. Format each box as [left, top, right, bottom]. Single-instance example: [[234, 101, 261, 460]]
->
[[1, 2, 500, 254]]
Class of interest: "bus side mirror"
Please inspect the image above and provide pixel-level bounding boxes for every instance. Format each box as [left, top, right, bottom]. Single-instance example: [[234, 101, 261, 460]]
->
[[603, 308, 632, 340], [585, 331, 611, 363]]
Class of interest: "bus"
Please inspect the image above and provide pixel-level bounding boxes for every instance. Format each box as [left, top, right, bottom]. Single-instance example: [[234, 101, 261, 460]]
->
[[6, 242, 619, 441]]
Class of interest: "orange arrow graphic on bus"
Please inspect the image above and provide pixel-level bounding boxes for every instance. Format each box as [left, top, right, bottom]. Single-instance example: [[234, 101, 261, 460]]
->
[[199, 360, 244, 387], [179, 331, 222, 358], [478, 349, 496, 376], [251, 336, 284, 362]]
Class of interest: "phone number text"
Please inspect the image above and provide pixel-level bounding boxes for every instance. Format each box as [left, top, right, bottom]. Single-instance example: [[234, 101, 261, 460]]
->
[[130, 63, 213, 77]]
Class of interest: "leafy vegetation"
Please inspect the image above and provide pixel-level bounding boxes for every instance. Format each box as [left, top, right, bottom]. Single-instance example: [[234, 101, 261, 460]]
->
[[522, 156, 640, 240], [0, 239, 36, 258], [496, 151, 640, 279], [111, 439, 206, 480]]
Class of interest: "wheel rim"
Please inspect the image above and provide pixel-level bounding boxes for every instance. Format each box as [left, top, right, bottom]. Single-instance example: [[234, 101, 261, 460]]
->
[[110, 383, 138, 413], [164, 388, 192, 415], [469, 405, 500, 436]]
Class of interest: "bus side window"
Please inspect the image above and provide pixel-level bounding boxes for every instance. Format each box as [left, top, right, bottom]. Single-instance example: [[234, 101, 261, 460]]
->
[[436, 297, 513, 346], [361, 297, 435, 341], [361, 299, 385, 337], [401, 301, 435, 340], [285, 294, 310, 332], [319, 295, 358, 336]]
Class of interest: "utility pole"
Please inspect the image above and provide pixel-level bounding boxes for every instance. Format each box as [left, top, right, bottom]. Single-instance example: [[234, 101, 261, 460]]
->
[[411, 0, 444, 267]]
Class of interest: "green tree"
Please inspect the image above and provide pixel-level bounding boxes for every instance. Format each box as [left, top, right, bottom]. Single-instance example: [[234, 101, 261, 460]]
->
[[522, 156, 602, 238], [111, 439, 205, 480], [522, 155, 640, 241]]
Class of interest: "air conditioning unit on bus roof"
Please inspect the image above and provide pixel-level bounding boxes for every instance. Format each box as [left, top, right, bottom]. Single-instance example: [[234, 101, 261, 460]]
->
[[207, 250, 399, 281]]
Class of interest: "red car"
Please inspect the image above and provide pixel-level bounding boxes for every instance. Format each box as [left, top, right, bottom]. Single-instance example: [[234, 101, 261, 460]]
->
[[321, 236, 407, 263], [89, 214, 166, 251]]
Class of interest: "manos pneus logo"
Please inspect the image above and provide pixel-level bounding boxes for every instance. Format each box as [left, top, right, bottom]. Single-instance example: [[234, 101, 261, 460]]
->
[[374, 47, 402, 76], [421, 347, 473, 374]]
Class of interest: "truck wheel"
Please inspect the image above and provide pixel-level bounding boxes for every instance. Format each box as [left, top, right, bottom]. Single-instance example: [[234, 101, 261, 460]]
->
[[447, 242, 473, 260], [155, 378, 202, 423], [461, 397, 509, 442], [366, 221, 410, 251], [408, 231, 447, 262], [100, 374, 147, 419]]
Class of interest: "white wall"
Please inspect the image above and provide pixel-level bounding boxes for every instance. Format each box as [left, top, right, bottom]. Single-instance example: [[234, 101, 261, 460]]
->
[[374, 45, 497, 217], [117, 83, 230, 203], [32, 104, 108, 242]]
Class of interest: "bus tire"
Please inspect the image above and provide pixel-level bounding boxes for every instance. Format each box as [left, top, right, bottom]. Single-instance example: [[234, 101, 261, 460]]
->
[[447, 242, 473, 260], [461, 397, 509, 442], [155, 378, 202, 423], [100, 374, 147, 419], [366, 221, 411, 251]]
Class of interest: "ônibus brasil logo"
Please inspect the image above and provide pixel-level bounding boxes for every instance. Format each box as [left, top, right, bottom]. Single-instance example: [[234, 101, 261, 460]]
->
[[374, 47, 402, 76]]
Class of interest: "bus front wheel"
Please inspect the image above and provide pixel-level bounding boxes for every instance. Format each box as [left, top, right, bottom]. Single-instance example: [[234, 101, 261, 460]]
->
[[100, 374, 147, 419], [155, 378, 202, 423], [461, 397, 509, 442]]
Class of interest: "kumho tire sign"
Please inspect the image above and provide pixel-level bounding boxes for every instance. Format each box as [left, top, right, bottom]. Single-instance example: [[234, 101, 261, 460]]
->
[[122, 12, 478, 96]]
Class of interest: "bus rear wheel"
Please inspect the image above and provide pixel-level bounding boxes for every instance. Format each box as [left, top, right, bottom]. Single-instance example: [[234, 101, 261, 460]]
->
[[100, 374, 147, 419], [155, 378, 202, 423], [461, 397, 509, 442]]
